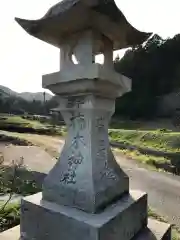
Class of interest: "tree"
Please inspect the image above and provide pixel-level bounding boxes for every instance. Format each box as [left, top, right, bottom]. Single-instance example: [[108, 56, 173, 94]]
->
[[114, 34, 180, 119]]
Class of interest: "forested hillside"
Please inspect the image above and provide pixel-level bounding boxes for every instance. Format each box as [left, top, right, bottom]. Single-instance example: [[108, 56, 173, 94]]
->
[[115, 34, 180, 119], [0, 86, 58, 115], [1, 33, 180, 117]]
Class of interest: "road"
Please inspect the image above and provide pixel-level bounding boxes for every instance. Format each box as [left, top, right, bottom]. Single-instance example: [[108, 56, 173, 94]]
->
[[115, 152, 180, 228], [1, 133, 180, 228]]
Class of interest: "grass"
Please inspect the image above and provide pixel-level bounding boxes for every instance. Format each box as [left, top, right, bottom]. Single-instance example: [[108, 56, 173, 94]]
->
[[0, 115, 66, 136], [3, 116, 180, 154], [0, 202, 20, 232], [115, 148, 170, 168], [109, 128, 180, 153], [3, 130, 167, 172], [0, 154, 41, 196], [0, 115, 44, 129], [109, 128, 180, 174], [2, 116, 180, 154], [1, 126, 180, 174], [0, 154, 41, 232]]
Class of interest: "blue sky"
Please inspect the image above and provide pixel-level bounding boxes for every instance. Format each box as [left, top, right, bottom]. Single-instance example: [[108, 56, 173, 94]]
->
[[1, 0, 180, 93]]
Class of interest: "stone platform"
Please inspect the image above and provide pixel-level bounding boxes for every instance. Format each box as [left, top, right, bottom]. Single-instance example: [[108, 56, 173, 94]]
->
[[0, 191, 171, 240], [0, 219, 171, 240]]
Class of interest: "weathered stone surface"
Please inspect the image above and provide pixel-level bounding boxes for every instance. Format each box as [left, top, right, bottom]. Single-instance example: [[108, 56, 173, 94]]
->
[[0, 219, 171, 240], [20, 191, 147, 240], [15, 0, 151, 50], [42, 29, 131, 98], [43, 95, 129, 213], [42, 64, 131, 97], [41, 28, 131, 213]]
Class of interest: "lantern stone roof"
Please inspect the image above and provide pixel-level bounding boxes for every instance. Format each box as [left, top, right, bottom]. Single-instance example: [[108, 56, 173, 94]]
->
[[15, 0, 151, 50]]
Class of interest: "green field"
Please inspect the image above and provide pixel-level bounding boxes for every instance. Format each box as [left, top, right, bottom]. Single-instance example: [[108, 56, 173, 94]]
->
[[0, 115, 65, 136], [2, 116, 180, 153], [109, 129, 180, 153], [1, 115, 180, 174], [109, 129, 180, 174]]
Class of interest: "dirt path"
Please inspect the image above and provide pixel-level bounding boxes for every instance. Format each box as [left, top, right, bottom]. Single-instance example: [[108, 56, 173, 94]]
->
[[0, 144, 55, 173], [0, 131, 64, 158]]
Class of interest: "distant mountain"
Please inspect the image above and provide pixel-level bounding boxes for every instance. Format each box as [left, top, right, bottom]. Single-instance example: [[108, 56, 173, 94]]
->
[[18, 92, 52, 102], [0, 88, 10, 98], [0, 85, 17, 96], [0, 85, 53, 102]]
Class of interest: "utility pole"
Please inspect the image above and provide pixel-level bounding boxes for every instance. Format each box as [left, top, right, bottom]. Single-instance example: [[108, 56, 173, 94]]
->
[[43, 91, 46, 115], [43, 91, 46, 104]]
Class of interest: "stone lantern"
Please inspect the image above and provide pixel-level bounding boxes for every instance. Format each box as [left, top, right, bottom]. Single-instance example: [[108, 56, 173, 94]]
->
[[14, 0, 171, 239]]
